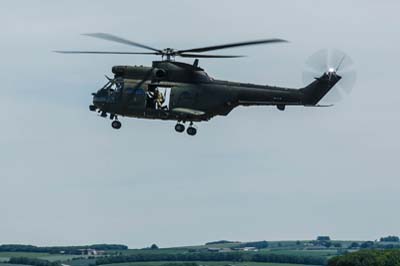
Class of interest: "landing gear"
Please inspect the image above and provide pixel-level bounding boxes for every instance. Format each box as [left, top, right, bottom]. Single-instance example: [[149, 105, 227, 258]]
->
[[174, 122, 197, 136], [187, 127, 197, 136], [186, 122, 197, 136], [175, 123, 185, 133], [89, 105, 97, 111], [111, 120, 122, 129], [277, 104, 285, 111]]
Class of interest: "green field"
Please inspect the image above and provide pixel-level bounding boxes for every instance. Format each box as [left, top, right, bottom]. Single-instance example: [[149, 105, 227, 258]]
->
[[102, 262, 315, 266], [0, 252, 82, 262], [267, 249, 339, 257], [0, 263, 30, 266], [0, 240, 357, 266], [41, 255, 83, 262], [0, 253, 50, 259], [119, 249, 190, 255]]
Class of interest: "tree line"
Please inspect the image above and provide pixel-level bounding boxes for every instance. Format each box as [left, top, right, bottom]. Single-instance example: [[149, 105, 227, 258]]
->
[[328, 249, 400, 266], [95, 251, 326, 266], [380, 236, 400, 242], [8, 257, 61, 266], [205, 240, 239, 245], [0, 244, 128, 254]]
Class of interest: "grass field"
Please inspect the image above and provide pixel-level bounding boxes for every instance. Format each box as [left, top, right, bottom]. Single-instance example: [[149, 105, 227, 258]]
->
[[0, 263, 30, 266], [0, 253, 83, 263], [66, 258, 97, 266], [118, 247, 337, 258], [42, 255, 83, 262], [102, 262, 315, 266], [0, 253, 50, 259], [119, 249, 191, 255], [267, 249, 339, 257], [0, 241, 349, 266]]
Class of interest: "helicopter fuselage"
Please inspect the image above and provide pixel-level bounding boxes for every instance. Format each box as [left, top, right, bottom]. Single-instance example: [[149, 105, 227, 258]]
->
[[56, 33, 345, 135], [92, 60, 330, 123]]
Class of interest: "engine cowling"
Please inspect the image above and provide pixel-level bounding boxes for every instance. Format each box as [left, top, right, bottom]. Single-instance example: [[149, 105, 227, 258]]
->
[[112, 65, 152, 78], [154, 68, 167, 79]]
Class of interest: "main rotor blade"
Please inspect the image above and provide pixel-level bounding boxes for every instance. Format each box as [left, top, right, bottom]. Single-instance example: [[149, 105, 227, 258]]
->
[[54, 50, 158, 55], [83, 33, 162, 53], [177, 38, 288, 54], [178, 53, 244, 58]]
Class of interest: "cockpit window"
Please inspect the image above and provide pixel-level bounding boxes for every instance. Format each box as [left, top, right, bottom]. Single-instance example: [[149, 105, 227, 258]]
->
[[115, 78, 124, 91]]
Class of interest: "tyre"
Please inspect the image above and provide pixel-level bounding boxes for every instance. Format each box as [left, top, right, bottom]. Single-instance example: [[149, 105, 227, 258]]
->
[[175, 124, 185, 133], [187, 127, 197, 136], [111, 120, 122, 129]]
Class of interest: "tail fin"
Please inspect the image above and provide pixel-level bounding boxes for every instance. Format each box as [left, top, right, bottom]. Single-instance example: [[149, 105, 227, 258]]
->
[[301, 72, 341, 105]]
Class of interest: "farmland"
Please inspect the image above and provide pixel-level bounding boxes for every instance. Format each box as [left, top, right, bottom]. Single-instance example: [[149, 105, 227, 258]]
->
[[100, 262, 315, 266], [0, 239, 397, 266]]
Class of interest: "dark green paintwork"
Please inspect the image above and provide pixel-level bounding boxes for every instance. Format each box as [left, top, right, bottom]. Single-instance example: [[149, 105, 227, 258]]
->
[[92, 60, 341, 123]]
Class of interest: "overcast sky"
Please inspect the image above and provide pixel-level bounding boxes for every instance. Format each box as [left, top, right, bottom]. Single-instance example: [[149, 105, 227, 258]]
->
[[0, 0, 399, 248]]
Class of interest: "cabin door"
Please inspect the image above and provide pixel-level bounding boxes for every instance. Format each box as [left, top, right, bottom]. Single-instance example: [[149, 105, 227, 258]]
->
[[156, 87, 171, 110]]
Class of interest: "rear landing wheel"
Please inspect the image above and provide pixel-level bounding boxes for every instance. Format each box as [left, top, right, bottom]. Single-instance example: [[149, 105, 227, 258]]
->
[[111, 120, 122, 129], [187, 126, 197, 136], [175, 123, 185, 133]]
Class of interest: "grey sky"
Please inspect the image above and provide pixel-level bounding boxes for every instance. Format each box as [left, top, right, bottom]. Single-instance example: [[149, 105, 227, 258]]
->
[[0, 0, 399, 248]]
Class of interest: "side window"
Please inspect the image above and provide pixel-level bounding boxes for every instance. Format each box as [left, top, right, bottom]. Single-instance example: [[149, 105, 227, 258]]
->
[[134, 88, 145, 95]]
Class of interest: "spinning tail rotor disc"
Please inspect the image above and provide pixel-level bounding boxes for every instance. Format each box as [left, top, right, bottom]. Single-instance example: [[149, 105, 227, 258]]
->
[[302, 49, 357, 103]]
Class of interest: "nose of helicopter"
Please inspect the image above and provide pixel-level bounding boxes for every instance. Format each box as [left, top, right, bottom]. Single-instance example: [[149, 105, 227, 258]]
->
[[92, 95, 103, 105], [92, 92, 106, 104], [91, 93, 109, 111]]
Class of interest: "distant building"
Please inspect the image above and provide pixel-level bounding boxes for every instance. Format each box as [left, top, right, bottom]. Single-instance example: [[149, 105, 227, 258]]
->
[[243, 247, 258, 251], [232, 247, 258, 252], [207, 247, 233, 253], [78, 249, 104, 256], [317, 236, 331, 241], [219, 248, 233, 253]]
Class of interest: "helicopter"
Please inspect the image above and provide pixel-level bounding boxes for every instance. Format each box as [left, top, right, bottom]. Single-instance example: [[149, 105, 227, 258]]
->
[[56, 33, 355, 136]]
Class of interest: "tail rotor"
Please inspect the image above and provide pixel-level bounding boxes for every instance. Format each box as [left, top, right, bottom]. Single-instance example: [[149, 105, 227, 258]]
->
[[302, 49, 357, 103]]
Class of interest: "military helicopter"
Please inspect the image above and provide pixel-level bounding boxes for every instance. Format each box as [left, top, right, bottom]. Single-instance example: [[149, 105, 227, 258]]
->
[[56, 33, 355, 136]]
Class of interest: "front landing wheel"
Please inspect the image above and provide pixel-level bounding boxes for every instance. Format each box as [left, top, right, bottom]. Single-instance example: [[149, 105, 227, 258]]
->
[[111, 120, 122, 129]]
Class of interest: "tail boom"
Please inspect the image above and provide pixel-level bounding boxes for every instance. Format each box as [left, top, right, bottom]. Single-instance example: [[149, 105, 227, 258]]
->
[[301, 72, 341, 105]]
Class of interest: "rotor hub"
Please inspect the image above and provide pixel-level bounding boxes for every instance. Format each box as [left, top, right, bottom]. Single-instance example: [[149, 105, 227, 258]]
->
[[328, 67, 336, 73], [161, 48, 177, 61]]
